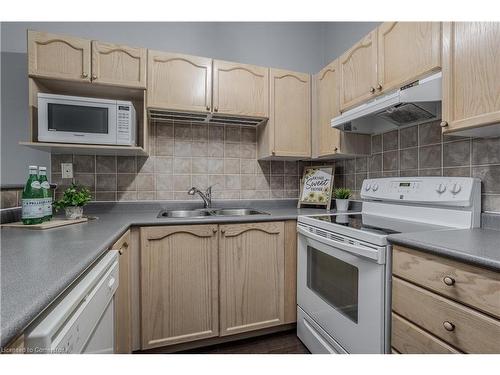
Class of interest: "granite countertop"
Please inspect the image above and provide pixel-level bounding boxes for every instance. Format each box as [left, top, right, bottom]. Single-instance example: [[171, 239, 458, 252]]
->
[[388, 228, 500, 271], [0, 200, 343, 347]]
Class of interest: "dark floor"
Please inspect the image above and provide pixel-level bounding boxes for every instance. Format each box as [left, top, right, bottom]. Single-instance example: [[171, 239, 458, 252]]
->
[[179, 330, 310, 354]]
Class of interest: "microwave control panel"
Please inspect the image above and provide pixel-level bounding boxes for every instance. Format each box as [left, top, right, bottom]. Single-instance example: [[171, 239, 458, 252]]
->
[[116, 102, 136, 145]]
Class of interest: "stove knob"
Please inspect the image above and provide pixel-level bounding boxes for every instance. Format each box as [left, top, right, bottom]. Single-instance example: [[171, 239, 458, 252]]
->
[[436, 183, 446, 194], [365, 183, 371, 191], [372, 183, 379, 192], [450, 183, 462, 195]]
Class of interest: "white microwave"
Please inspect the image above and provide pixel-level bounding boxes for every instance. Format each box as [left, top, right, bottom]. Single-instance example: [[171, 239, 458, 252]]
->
[[38, 93, 136, 146]]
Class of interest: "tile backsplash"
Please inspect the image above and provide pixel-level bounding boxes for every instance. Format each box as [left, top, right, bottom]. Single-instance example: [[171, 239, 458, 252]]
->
[[0, 188, 22, 209], [336, 120, 500, 213], [51, 122, 302, 202]]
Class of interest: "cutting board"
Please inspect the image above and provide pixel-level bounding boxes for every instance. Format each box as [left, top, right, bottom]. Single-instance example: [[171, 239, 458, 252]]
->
[[1, 217, 88, 229]]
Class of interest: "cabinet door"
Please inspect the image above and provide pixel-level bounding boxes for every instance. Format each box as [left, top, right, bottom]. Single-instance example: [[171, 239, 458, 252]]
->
[[112, 230, 132, 354], [147, 51, 212, 112], [140, 225, 219, 349], [219, 222, 285, 336], [315, 60, 341, 157], [28, 30, 91, 82], [91, 41, 147, 88], [213, 60, 269, 117], [339, 29, 378, 111], [441, 22, 500, 133], [269, 68, 311, 158], [378, 22, 441, 93]]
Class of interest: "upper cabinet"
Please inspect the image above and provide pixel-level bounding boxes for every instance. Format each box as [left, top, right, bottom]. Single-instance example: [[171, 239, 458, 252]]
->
[[28, 30, 91, 82], [258, 68, 311, 159], [91, 41, 147, 88], [314, 59, 369, 158], [378, 22, 441, 94], [441, 22, 500, 135], [147, 51, 212, 113], [339, 30, 378, 111], [339, 23, 442, 111], [312, 60, 370, 159], [315, 59, 341, 157], [213, 60, 269, 117], [28, 31, 147, 89]]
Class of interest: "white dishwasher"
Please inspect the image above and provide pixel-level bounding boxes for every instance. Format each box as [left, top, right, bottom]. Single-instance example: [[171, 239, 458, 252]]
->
[[25, 250, 119, 354]]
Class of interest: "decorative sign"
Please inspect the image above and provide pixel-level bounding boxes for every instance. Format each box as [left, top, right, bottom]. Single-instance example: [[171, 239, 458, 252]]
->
[[298, 166, 334, 210]]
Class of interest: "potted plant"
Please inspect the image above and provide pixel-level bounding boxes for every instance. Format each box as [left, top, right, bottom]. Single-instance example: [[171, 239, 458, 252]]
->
[[54, 183, 92, 219], [334, 188, 352, 212]]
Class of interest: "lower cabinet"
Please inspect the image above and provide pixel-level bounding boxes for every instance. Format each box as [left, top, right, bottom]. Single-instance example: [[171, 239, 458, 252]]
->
[[219, 222, 285, 336], [391, 245, 500, 354], [140, 225, 219, 350], [139, 221, 296, 350], [112, 229, 133, 354]]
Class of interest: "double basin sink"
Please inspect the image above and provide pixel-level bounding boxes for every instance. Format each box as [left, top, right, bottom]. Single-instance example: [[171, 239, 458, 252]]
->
[[157, 208, 270, 218]]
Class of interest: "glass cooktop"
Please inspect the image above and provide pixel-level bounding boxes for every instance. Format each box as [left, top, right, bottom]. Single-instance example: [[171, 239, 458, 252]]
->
[[307, 213, 446, 236]]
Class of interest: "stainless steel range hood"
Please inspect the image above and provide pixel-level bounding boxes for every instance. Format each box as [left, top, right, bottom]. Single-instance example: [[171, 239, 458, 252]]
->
[[331, 72, 442, 134]]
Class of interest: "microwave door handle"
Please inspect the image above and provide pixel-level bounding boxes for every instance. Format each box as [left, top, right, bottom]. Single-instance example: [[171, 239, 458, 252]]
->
[[297, 225, 385, 264]]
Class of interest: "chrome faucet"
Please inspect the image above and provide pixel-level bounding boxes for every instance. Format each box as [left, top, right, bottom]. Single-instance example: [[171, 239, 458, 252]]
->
[[187, 185, 214, 208]]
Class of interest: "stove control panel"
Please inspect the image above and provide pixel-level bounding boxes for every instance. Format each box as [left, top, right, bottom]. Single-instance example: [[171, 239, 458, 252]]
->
[[361, 177, 481, 206]]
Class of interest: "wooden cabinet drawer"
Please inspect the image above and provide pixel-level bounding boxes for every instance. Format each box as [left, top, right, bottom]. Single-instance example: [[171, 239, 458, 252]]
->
[[393, 245, 500, 319], [392, 276, 500, 353], [392, 313, 461, 354]]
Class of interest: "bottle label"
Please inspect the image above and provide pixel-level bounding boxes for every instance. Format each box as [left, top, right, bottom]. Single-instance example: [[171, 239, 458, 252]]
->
[[44, 197, 53, 217], [41, 181, 50, 189], [31, 181, 41, 189], [22, 199, 45, 219]]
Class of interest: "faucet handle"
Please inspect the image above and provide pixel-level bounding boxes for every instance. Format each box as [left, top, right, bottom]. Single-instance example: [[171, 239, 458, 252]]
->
[[206, 184, 217, 196]]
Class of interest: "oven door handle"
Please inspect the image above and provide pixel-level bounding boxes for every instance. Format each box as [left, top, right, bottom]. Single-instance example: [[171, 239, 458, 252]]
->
[[297, 225, 385, 264]]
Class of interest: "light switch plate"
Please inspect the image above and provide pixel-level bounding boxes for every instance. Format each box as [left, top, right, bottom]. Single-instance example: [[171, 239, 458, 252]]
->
[[61, 163, 73, 179]]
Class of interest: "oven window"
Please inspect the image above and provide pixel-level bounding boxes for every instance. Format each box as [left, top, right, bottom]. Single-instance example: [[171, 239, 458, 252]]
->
[[48, 103, 109, 134], [307, 246, 359, 323]]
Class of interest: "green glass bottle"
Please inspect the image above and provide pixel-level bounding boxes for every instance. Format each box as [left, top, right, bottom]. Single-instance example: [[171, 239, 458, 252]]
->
[[21, 165, 44, 225], [38, 166, 52, 221]]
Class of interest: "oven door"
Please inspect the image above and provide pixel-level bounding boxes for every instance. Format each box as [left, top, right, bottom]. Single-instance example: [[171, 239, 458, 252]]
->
[[38, 95, 117, 145], [297, 225, 387, 353]]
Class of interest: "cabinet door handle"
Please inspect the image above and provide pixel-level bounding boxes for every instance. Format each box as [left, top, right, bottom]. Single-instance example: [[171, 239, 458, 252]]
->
[[214, 107, 218, 112], [82, 72, 88, 78], [440, 121, 448, 128], [369, 87, 375, 93], [334, 147, 338, 153], [206, 106, 210, 111], [271, 150, 276, 156], [221, 229, 226, 234], [443, 321, 455, 331], [376, 84, 382, 91], [212, 228, 217, 233], [443, 276, 455, 286], [92, 74, 98, 80]]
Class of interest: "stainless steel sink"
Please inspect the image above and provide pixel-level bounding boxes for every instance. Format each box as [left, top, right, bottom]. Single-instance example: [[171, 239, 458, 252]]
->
[[157, 207, 269, 218], [210, 208, 269, 216], [157, 209, 211, 218]]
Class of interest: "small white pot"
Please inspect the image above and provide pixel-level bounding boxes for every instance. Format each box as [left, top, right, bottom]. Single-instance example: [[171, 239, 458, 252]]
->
[[335, 199, 350, 212], [65, 206, 83, 220]]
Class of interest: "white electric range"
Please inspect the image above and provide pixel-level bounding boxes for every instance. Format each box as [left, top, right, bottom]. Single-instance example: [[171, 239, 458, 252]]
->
[[296, 177, 481, 354]]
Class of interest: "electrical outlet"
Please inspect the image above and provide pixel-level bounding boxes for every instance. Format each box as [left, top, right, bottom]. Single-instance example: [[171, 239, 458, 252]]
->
[[61, 163, 73, 179]]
